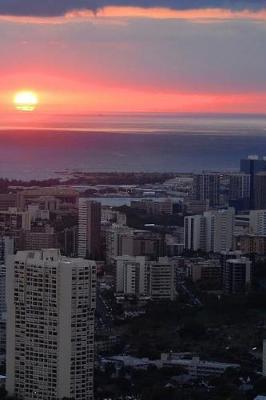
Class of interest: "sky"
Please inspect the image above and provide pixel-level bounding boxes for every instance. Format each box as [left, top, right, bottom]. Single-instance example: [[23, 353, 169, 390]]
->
[[0, 0, 266, 115]]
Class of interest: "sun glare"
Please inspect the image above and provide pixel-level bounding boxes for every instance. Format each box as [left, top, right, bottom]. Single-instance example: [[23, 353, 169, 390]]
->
[[14, 91, 39, 111]]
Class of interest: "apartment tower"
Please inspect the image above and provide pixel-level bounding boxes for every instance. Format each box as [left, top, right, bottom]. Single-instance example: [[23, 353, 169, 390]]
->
[[6, 249, 96, 400]]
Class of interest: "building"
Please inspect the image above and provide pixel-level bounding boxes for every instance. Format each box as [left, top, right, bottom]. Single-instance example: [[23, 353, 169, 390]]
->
[[78, 199, 101, 259], [240, 155, 266, 209], [6, 249, 96, 400], [105, 225, 165, 264], [185, 199, 209, 215], [130, 198, 173, 215], [161, 353, 239, 379], [150, 258, 177, 301], [184, 215, 206, 251], [204, 208, 235, 253], [0, 207, 31, 235], [0, 193, 17, 211], [101, 206, 127, 225], [223, 257, 252, 294], [228, 173, 250, 210], [254, 173, 266, 210], [0, 265, 6, 318], [250, 210, 266, 235], [193, 173, 220, 207], [22, 229, 58, 251], [184, 208, 235, 253], [235, 235, 266, 255], [17, 187, 79, 212], [115, 256, 176, 301], [262, 339, 266, 377], [186, 259, 222, 284], [104, 224, 131, 264]]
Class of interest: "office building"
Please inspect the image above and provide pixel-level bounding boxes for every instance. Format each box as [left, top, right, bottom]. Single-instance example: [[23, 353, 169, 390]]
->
[[78, 199, 101, 259], [6, 249, 96, 400], [223, 257, 252, 294], [228, 173, 250, 210], [254, 173, 266, 210], [240, 155, 266, 209], [193, 173, 220, 207]]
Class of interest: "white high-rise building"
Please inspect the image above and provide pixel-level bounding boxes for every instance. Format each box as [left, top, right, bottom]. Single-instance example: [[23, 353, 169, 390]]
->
[[250, 210, 266, 235], [115, 256, 176, 301], [78, 199, 101, 259], [184, 208, 235, 253], [204, 208, 235, 253], [6, 249, 96, 400], [184, 215, 206, 251]]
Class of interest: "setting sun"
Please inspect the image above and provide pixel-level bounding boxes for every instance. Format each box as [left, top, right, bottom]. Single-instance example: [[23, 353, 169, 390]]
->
[[13, 91, 39, 112]]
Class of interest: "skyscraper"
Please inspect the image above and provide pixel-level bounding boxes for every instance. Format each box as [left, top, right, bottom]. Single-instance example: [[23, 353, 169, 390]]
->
[[228, 173, 250, 210], [78, 199, 101, 260], [6, 249, 96, 400], [193, 173, 220, 207], [240, 155, 266, 209], [254, 172, 266, 210]]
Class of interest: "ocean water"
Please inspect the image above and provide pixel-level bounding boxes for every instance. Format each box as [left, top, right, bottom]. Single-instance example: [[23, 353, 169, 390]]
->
[[0, 113, 266, 180]]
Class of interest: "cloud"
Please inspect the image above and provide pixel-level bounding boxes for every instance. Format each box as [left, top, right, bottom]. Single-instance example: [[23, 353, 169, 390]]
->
[[0, 0, 266, 17]]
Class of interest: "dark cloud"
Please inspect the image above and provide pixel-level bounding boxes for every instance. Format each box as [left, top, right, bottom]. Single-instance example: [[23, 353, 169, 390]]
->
[[0, 0, 265, 17]]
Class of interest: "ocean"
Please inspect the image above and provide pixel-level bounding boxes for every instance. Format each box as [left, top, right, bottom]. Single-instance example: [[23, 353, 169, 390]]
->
[[0, 113, 266, 180]]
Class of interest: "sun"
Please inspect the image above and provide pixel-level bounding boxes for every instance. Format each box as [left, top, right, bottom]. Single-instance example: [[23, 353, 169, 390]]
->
[[13, 91, 39, 112]]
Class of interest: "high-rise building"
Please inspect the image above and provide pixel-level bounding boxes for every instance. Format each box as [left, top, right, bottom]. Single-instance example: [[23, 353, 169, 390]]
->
[[6, 249, 96, 400], [184, 208, 235, 253], [250, 209, 266, 235], [0, 236, 14, 320], [254, 173, 266, 210], [223, 257, 252, 294], [193, 173, 220, 207], [263, 340, 266, 377], [240, 155, 266, 209], [184, 215, 206, 251], [0, 265, 6, 318], [78, 199, 101, 259], [22, 229, 58, 251], [115, 256, 176, 301], [204, 208, 235, 253], [228, 173, 250, 210], [105, 225, 165, 264]]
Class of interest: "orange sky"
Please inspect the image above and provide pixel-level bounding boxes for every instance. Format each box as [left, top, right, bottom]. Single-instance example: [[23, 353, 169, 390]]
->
[[0, 5, 266, 115]]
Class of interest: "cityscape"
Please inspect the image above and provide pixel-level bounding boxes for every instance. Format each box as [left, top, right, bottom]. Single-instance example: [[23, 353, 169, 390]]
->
[[1, 0, 266, 399], [0, 156, 265, 399]]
